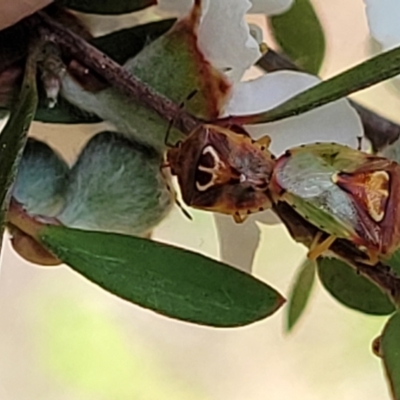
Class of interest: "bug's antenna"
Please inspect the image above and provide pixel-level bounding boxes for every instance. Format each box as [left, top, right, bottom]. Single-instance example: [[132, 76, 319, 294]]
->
[[164, 119, 175, 147], [164, 89, 199, 147], [175, 197, 193, 220]]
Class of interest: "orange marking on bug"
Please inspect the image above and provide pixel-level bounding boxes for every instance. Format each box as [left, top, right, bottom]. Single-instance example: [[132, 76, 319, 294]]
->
[[333, 170, 390, 223]]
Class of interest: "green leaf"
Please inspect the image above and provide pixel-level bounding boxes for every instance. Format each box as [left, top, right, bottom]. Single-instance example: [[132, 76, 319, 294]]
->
[[56, 0, 156, 15], [92, 19, 176, 65], [38, 226, 285, 327], [0, 45, 38, 250], [381, 312, 400, 400], [269, 0, 325, 74], [317, 258, 394, 315], [382, 248, 400, 277], [236, 44, 400, 124], [286, 259, 316, 332], [35, 95, 101, 124]]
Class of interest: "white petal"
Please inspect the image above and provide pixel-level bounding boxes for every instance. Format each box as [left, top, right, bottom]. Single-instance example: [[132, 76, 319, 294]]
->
[[156, 0, 261, 82], [364, 0, 400, 50], [156, 0, 197, 15], [225, 70, 364, 155], [198, 0, 260, 82], [250, 0, 293, 15], [214, 214, 261, 273]]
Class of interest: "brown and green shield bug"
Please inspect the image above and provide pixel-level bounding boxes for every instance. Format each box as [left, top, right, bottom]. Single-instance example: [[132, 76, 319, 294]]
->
[[270, 142, 400, 264], [166, 124, 275, 222], [167, 122, 400, 265]]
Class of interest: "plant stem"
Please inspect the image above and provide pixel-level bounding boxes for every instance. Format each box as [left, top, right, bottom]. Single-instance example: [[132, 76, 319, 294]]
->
[[27, 12, 200, 135]]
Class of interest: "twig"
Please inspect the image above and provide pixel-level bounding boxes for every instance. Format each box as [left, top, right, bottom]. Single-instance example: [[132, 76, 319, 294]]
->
[[26, 12, 200, 135], [257, 49, 400, 152]]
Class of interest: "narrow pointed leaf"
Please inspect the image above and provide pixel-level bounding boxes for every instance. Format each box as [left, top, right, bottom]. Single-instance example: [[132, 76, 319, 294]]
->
[[57, 0, 156, 15], [35, 96, 101, 124], [382, 249, 400, 277], [235, 45, 400, 124], [0, 46, 38, 249], [38, 226, 285, 327], [286, 258, 316, 332], [318, 258, 394, 315], [92, 19, 176, 65], [381, 312, 400, 400], [270, 0, 325, 74]]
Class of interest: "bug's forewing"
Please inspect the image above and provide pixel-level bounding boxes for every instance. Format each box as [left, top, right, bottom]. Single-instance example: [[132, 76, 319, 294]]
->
[[272, 149, 359, 240]]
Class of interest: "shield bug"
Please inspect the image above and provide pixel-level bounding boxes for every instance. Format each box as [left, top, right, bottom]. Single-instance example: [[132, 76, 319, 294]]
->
[[270, 142, 400, 264], [166, 124, 275, 222]]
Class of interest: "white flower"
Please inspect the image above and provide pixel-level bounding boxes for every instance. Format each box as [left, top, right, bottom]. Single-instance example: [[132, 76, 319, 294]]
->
[[363, 0, 400, 90], [363, 0, 400, 50], [156, 0, 264, 81]]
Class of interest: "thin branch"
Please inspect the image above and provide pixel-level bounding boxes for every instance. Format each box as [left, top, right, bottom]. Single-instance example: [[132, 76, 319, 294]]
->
[[26, 12, 200, 135], [257, 49, 400, 152]]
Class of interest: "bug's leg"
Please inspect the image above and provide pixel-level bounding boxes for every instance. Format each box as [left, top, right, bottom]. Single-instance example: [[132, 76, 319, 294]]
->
[[160, 165, 192, 220], [355, 249, 379, 266], [307, 232, 337, 260], [254, 135, 271, 151], [366, 250, 379, 266], [369, 250, 379, 265], [233, 211, 247, 223]]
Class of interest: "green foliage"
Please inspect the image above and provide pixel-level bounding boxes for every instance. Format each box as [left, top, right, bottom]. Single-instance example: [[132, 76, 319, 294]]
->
[[270, 0, 325, 74], [382, 249, 400, 277], [317, 258, 395, 315], [56, 0, 156, 15], [38, 226, 285, 327], [286, 259, 316, 332], [0, 45, 38, 249], [381, 312, 400, 400], [92, 19, 176, 65], [241, 44, 400, 124]]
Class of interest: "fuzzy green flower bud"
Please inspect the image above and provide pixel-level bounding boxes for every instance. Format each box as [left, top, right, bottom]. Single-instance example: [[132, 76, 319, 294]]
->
[[12, 138, 69, 217], [57, 131, 173, 237]]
